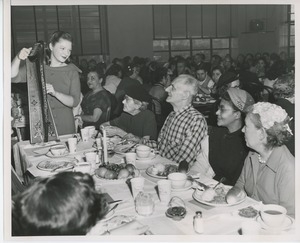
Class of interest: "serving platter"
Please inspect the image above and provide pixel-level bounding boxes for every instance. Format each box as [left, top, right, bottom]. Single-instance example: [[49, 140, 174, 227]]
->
[[192, 185, 246, 207]]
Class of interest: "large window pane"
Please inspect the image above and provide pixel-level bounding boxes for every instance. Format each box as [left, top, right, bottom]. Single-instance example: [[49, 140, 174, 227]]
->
[[290, 25, 295, 35], [79, 5, 99, 16], [171, 51, 190, 58], [81, 29, 101, 54], [202, 5, 216, 37], [171, 5, 187, 38], [35, 6, 58, 30], [290, 36, 295, 46], [58, 6, 79, 29], [171, 39, 190, 50], [153, 5, 170, 38], [217, 5, 230, 37], [212, 39, 229, 49], [12, 7, 35, 31], [192, 39, 210, 49], [187, 5, 202, 37], [153, 40, 169, 51], [80, 17, 100, 28], [231, 38, 238, 48]]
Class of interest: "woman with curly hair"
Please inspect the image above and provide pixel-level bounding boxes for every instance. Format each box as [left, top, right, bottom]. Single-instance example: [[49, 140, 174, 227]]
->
[[234, 102, 295, 217]]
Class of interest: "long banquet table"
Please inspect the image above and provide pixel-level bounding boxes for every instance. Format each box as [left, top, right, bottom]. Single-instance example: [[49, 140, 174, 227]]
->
[[12, 134, 295, 236]]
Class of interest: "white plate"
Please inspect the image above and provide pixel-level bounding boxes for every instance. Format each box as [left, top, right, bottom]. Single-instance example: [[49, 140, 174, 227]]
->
[[136, 152, 156, 161], [256, 215, 294, 231], [46, 150, 69, 158], [171, 180, 192, 192], [192, 185, 246, 207], [37, 157, 77, 172], [145, 164, 178, 179]]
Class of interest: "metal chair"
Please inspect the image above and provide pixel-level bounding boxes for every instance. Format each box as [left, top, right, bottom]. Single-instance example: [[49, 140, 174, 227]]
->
[[11, 166, 27, 196]]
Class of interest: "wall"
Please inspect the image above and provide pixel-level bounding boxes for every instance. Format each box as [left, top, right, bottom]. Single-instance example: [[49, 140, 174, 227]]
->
[[106, 5, 288, 59], [107, 5, 153, 60]]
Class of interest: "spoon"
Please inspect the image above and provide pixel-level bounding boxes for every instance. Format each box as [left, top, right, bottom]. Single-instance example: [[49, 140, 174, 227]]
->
[[213, 177, 226, 190]]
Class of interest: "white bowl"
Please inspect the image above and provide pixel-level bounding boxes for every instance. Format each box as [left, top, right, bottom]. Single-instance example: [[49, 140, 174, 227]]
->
[[50, 145, 67, 156], [167, 172, 187, 189], [260, 204, 287, 228]]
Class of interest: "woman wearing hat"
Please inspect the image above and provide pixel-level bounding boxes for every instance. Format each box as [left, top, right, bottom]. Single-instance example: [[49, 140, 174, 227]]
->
[[103, 85, 157, 142], [234, 102, 294, 217], [191, 88, 254, 186]]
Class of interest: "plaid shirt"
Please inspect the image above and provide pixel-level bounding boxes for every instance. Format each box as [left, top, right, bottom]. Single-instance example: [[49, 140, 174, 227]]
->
[[146, 105, 207, 165]]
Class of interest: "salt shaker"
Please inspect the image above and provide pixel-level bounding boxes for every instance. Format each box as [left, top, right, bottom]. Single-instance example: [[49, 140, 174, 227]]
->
[[193, 211, 204, 234]]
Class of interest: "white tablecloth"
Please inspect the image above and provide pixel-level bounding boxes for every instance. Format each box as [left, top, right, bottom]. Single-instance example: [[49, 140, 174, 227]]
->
[[13, 136, 296, 235]]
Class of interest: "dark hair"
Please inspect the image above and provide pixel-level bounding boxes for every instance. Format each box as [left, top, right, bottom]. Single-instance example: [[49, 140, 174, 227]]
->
[[49, 31, 73, 47], [88, 68, 105, 80], [212, 65, 224, 74], [12, 172, 106, 236], [106, 64, 123, 77], [153, 67, 168, 84], [196, 63, 208, 73]]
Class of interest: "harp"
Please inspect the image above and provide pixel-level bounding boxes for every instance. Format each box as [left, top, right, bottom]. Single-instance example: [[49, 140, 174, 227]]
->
[[26, 41, 59, 144]]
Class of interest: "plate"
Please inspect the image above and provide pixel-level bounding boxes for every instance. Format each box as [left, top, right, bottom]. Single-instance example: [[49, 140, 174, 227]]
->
[[136, 152, 156, 160], [145, 164, 178, 179], [172, 180, 192, 192], [45, 150, 69, 158], [256, 215, 294, 231], [192, 185, 246, 207], [37, 157, 77, 172]]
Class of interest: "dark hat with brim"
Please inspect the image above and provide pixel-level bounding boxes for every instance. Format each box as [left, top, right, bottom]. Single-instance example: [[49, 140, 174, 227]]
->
[[125, 85, 151, 103], [217, 72, 239, 88]]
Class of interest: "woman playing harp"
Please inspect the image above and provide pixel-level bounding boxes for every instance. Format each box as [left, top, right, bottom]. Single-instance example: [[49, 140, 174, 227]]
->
[[11, 31, 81, 136]]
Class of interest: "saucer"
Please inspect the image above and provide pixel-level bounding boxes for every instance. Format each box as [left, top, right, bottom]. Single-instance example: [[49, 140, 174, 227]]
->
[[171, 180, 192, 192], [136, 152, 156, 160], [256, 215, 294, 231]]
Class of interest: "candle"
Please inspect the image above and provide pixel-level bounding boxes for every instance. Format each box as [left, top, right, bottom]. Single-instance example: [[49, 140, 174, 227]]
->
[[102, 127, 108, 164]]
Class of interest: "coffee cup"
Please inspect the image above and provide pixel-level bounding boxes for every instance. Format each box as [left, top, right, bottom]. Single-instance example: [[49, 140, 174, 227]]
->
[[260, 204, 287, 228], [125, 152, 136, 165], [136, 145, 152, 158], [167, 172, 187, 189]]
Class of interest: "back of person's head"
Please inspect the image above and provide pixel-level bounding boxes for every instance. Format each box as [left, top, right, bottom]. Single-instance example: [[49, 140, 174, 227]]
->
[[154, 67, 168, 85], [12, 172, 105, 236], [105, 64, 123, 77]]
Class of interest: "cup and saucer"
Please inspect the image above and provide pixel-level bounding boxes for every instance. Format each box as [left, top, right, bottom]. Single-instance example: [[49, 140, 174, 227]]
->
[[136, 145, 156, 161], [255, 204, 294, 233], [168, 173, 192, 192]]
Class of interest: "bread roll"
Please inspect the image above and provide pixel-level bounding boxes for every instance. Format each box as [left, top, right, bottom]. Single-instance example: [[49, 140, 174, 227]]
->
[[225, 187, 246, 204]]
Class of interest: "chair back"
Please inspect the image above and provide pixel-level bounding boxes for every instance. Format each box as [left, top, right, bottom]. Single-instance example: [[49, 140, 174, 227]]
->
[[11, 166, 26, 196], [105, 107, 111, 122]]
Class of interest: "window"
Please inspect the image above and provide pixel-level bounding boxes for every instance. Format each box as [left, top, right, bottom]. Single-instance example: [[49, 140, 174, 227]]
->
[[153, 5, 234, 62], [11, 5, 109, 62], [288, 5, 294, 59]]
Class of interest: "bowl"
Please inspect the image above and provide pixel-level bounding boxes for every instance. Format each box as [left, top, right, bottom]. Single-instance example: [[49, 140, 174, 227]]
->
[[50, 145, 67, 156], [260, 204, 287, 228], [136, 145, 151, 158], [167, 172, 187, 189]]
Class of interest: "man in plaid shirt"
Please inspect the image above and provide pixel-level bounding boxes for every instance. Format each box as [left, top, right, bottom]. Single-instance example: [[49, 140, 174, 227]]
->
[[145, 74, 208, 166]]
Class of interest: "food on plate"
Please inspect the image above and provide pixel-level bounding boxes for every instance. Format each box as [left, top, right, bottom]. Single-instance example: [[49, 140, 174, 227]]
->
[[201, 188, 216, 201], [95, 163, 137, 180], [151, 164, 178, 177], [154, 163, 165, 173], [238, 206, 258, 218], [225, 186, 246, 204]]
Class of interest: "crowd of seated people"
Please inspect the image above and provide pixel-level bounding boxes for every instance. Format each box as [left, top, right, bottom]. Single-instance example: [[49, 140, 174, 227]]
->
[[11, 47, 295, 233]]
